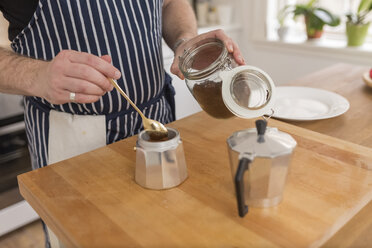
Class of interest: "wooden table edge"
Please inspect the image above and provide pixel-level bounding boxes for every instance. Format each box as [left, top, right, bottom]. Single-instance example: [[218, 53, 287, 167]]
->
[[18, 174, 79, 248]]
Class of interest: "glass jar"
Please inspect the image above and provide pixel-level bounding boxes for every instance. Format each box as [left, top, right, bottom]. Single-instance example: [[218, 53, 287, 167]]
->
[[179, 38, 237, 118], [179, 38, 275, 119]]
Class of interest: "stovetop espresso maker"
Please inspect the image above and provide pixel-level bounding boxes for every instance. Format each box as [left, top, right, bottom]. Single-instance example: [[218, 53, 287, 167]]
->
[[135, 127, 187, 190], [227, 119, 297, 217]]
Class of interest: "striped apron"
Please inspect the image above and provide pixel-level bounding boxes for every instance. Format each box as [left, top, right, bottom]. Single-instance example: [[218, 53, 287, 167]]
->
[[11, 0, 175, 171]]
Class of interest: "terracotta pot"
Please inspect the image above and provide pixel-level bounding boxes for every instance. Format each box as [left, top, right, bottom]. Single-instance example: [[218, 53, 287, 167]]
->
[[305, 16, 324, 39]]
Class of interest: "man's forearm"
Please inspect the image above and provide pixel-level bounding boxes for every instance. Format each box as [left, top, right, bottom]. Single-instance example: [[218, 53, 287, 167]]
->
[[0, 47, 45, 96], [162, 0, 198, 51]]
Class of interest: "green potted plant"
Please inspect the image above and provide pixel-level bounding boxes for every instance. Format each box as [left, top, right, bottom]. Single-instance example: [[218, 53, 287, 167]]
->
[[280, 0, 340, 39], [346, 0, 372, 46]]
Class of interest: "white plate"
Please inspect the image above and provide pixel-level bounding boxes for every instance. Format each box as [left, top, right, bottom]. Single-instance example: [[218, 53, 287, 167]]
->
[[272, 86, 350, 121]]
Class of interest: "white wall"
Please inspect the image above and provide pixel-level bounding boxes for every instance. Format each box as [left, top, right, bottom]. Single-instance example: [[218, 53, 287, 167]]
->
[[244, 42, 371, 85]]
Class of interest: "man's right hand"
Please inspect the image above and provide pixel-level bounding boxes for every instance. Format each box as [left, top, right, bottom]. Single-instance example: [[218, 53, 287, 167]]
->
[[34, 50, 121, 104]]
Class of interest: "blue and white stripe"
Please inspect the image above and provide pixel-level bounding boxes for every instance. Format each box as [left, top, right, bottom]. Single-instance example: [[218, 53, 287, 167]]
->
[[12, 0, 174, 169]]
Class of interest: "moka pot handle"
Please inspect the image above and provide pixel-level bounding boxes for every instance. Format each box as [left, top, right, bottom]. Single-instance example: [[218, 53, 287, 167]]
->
[[234, 157, 252, 217]]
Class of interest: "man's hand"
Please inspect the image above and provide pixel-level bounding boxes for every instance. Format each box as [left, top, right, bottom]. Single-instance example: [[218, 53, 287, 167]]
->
[[34, 50, 121, 104], [170, 29, 245, 80]]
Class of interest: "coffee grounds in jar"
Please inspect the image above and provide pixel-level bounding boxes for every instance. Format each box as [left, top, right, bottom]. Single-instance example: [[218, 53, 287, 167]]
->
[[192, 81, 234, 119]]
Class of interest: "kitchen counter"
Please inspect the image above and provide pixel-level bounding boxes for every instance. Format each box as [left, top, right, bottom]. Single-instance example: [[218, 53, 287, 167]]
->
[[282, 63, 372, 247], [285, 63, 372, 148], [18, 63, 372, 247], [18, 115, 372, 247]]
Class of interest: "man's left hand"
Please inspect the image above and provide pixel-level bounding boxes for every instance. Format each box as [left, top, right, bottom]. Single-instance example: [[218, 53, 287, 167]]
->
[[170, 29, 245, 80]]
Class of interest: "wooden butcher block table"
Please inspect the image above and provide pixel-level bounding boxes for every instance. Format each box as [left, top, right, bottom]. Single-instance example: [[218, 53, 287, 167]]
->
[[283, 63, 372, 247], [18, 106, 372, 248]]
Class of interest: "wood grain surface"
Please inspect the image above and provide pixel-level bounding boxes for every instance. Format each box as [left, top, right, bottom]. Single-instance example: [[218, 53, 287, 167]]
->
[[280, 63, 372, 247], [18, 111, 372, 248]]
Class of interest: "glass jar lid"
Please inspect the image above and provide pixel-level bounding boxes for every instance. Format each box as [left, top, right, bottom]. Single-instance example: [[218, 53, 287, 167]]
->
[[220, 65, 275, 118]]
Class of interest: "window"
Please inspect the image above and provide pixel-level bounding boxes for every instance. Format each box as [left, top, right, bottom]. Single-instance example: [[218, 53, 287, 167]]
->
[[277, 0, 357, 18], [270, 0, 372, 42]]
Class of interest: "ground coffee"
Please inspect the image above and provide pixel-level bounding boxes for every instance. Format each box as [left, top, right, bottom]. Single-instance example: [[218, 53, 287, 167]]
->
[[192, 80, 234, 119]]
